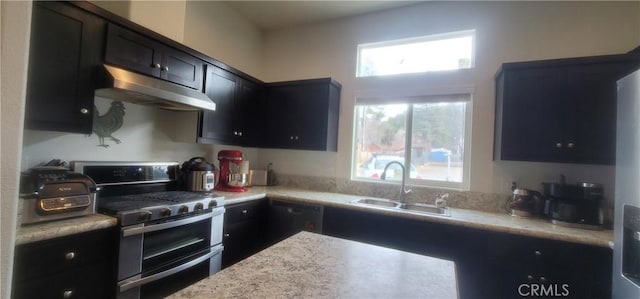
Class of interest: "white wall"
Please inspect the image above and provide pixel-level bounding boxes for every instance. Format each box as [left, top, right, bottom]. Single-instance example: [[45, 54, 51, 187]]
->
[[1, 1, 31, 297], [91, 0, 186, 43], [183, 1, 264, 79], [260, 1, 640, 198]]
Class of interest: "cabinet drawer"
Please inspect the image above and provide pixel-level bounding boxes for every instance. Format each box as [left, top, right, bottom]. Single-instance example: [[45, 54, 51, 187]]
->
[[486, 232, 551, 260], [225, 199, 267, 223], [13, 227, 116, 283], [12, 263, 112, 299]]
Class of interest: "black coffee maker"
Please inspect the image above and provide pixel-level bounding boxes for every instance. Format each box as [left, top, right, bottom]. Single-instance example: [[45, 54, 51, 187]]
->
[[542, 181, 604, 229]]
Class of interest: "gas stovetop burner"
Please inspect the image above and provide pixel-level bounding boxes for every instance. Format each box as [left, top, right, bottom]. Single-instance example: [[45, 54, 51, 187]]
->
[[105, 191, 215, 205], [71, 162, 226, 227], [99, 191, 225, 226]]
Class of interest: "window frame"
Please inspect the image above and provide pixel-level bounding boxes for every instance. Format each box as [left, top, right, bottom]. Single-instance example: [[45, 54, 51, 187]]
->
[[351, 90, 473, 191], [355, 29, 476, 78]]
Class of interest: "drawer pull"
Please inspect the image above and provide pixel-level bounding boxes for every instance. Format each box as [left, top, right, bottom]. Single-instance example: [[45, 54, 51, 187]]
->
[[534, 250, 542, 256], [63, 290, 73, 298], [241, 209, 248, 215], [65, 252, 76, 260], [539, 276, 547, 283], [527, 275, 534, 281]]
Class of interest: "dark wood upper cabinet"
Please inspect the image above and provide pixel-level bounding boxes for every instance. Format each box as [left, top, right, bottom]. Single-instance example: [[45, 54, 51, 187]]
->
[[199, 64, 265, 146], [494, 54, 640, 165], [266, 78, 341, 151], [24, 1, 106, 134], [25, 1, 339, 150], [105, 23, 203, 90]]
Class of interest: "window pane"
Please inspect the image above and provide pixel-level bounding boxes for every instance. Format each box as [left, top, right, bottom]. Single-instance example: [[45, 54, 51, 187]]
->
[[411, 102, 465, 182], [357, 31, 474, 77], [354, 104, 407, 181]]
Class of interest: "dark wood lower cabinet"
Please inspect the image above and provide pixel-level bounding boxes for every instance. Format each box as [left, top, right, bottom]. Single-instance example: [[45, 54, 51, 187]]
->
[[485, 232, 612, 299], [222, 199, 269, 268], [11, 227, 117, 299], [323, 206, 612, 299]]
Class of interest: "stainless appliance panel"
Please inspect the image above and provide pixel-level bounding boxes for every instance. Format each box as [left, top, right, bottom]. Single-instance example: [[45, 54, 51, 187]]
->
[[614, 69, 640, 298], [268, 199, 323, 243], [96, 64, 216, 112]]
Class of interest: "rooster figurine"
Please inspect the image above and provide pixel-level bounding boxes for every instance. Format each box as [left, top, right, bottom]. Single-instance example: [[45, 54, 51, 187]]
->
[[92, 101, 125, 148]]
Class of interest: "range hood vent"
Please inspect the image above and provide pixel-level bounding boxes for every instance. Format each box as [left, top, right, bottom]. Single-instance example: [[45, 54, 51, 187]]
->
[[95, 64, 215, 111]]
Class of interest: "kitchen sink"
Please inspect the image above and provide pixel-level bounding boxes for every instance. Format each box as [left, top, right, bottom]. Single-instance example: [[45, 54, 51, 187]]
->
[[398, 203, 450, 216], [350, 198, 450, 216], [352, 198, 400, 208]]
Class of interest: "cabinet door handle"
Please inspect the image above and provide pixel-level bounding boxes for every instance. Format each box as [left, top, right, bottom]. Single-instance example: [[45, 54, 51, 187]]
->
[[555, 142, 563, 148], [238, 132, 243, 137], [79, 108, 89, 114], [151, 63, 161, 69], [65, 251, 76, 260], [241, 209, 248, 215], [527, 275, 534, 281], [63, 290, 73, 298], [534, 250, 542, 256], [161, 65, 169, 72], [539, 276, 547, 283], [567, 142, 574, 148], [224, 233, 230, 238]]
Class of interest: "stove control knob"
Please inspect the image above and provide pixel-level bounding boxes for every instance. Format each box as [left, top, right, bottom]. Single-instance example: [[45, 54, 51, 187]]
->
[[178, 205, 189, 214], [208, 201, 217, 208], [137, 211, 152, 222], [159, 208, 172, 217], [194, 203, 204, 211]]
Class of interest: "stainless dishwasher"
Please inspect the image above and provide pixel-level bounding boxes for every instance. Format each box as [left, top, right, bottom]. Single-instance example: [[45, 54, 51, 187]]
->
[[268, 199, 323, 243]]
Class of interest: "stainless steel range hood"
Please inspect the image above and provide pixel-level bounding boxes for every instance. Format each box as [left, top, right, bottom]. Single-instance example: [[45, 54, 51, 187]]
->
[[95, 64, 215, 111]]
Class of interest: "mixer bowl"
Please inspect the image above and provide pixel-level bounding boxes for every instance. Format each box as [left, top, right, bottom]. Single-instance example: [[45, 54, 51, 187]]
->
[[228, 173, 248, 187]]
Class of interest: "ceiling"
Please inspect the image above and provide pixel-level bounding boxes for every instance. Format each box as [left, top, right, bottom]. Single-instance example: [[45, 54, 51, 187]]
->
[[223, 1, 422, 31]]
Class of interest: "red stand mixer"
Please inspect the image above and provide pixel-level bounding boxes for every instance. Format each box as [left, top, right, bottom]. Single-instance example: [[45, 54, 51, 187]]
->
[[214, 150, 248, 192]]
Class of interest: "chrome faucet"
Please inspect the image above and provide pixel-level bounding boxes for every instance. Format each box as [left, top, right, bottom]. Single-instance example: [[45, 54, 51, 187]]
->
[[380, 161, 412, 203]]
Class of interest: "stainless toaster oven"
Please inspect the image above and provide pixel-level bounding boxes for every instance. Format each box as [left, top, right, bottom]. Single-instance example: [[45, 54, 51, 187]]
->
[[19, 167, 97, 224]]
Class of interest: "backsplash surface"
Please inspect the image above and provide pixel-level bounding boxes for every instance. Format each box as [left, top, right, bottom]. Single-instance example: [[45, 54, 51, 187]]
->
[[275, 174, 509, 214]]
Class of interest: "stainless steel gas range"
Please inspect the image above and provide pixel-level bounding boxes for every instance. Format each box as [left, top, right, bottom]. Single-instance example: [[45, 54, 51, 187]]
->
[[72, 161, 225, 299]]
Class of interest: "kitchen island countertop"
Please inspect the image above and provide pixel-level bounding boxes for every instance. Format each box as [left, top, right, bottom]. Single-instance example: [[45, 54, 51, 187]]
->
[[168, 231, 458, 299]]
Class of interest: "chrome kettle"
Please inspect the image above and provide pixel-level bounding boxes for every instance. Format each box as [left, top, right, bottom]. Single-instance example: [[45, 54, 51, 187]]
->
[[181, 157, 217, 192]]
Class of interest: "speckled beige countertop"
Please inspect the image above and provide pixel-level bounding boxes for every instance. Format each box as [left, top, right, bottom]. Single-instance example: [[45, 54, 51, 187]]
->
[[15, 214, 117, 245], [168, 231, 458, 299], [217, 186, 613, 248], [15, 186, 613, 248]]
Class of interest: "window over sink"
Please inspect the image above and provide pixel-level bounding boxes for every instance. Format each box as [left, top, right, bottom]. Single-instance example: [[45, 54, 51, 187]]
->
[[352, 93, 472, 190], [352, 30, 475, 190]]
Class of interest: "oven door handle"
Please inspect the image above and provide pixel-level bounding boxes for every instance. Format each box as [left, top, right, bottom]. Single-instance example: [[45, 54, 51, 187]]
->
[[118, 244, 223, 293], [122, 210, 217, 238]]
